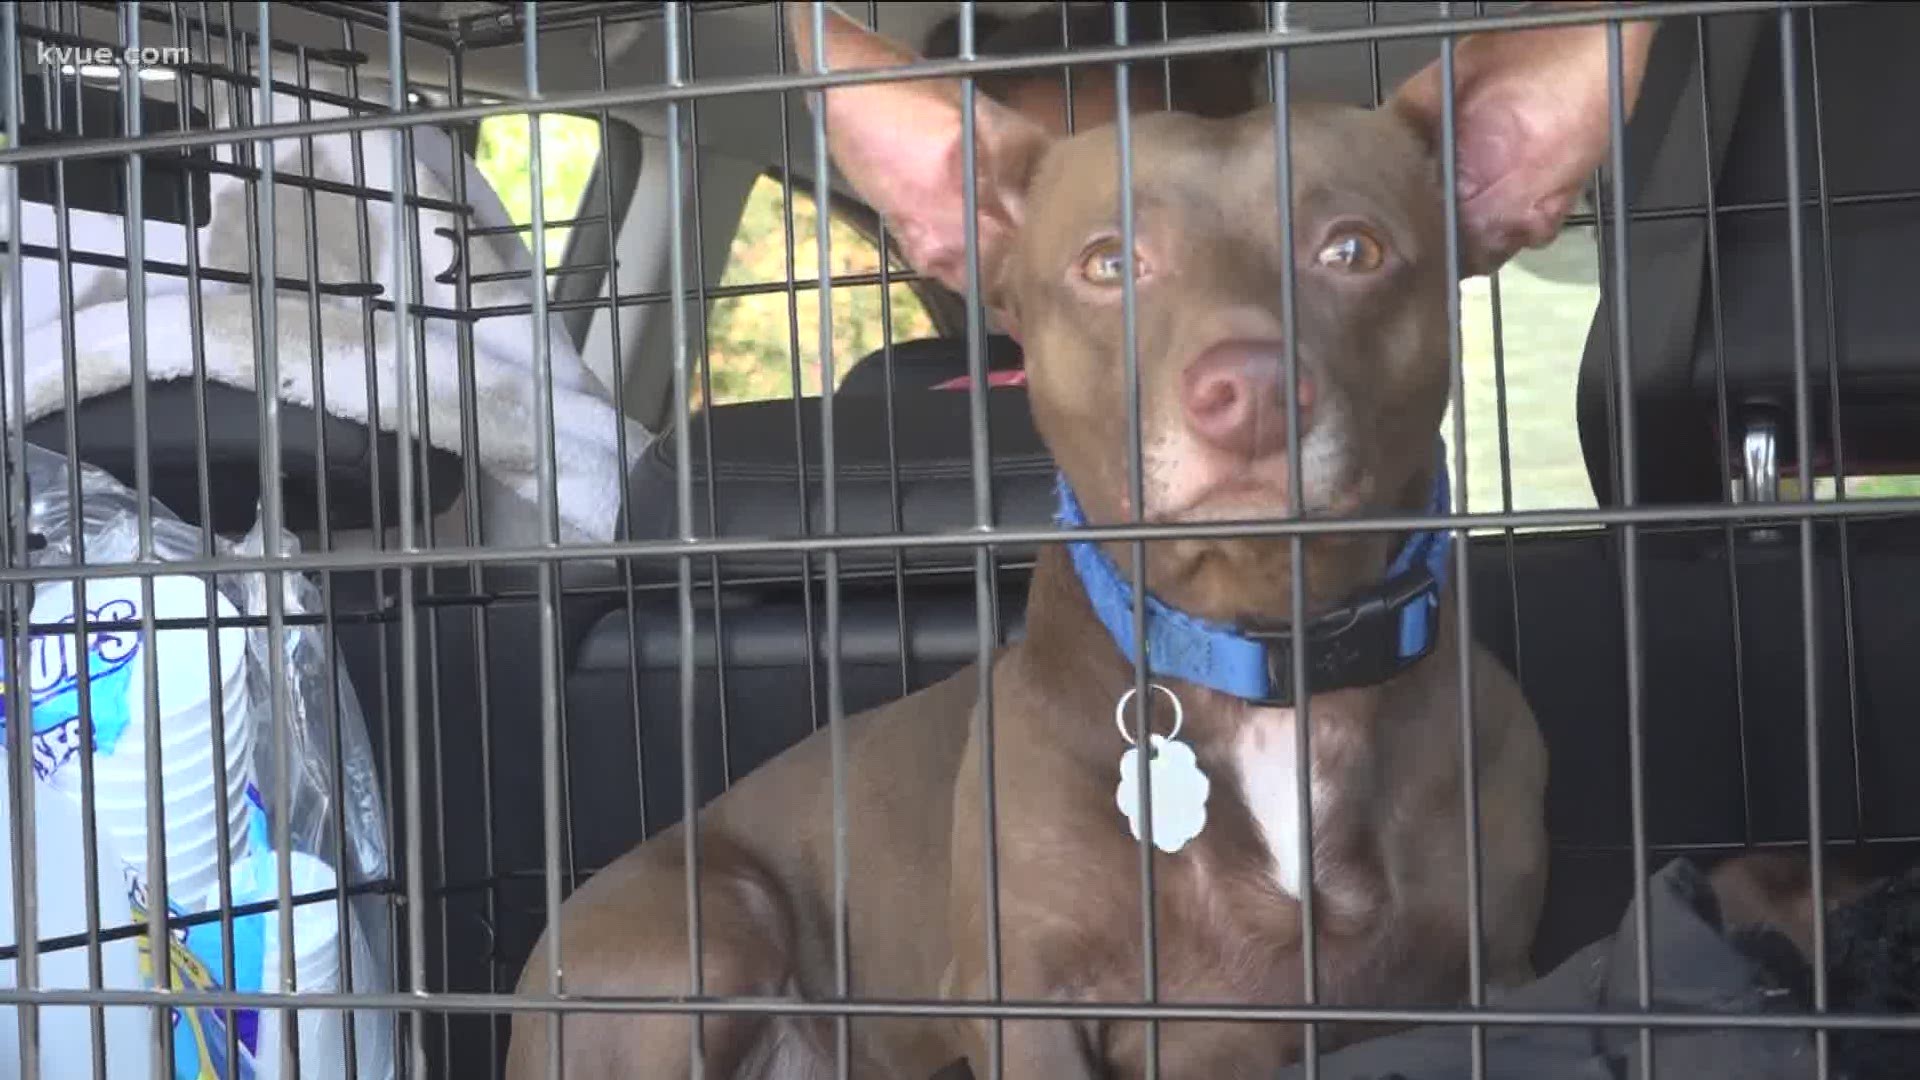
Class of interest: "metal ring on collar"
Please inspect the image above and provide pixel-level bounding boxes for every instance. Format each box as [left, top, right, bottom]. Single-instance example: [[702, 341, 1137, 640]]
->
[[1114, 683, 1184, 745]]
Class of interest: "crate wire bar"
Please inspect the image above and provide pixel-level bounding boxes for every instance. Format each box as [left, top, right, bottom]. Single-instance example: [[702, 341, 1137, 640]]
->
[[0, 3, 1914, 1080]]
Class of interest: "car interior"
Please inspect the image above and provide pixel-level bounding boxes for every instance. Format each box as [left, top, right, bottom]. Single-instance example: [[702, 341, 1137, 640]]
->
[[8, 3, 1919, 1077]]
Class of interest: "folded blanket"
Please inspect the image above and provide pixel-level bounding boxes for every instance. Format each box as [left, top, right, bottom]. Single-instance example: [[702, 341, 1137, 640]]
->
[[1, 50, 649, 543], [1277, 859, 1920, 1080]]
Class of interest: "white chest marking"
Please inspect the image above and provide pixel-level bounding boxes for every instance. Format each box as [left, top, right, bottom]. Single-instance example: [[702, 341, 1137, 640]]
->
[[1232, 709, 1323, 901]]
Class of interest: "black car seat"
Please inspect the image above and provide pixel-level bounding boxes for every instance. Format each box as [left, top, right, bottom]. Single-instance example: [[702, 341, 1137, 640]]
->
[[1552, 3, 1920, 948], [565, 388, 1055, 857]]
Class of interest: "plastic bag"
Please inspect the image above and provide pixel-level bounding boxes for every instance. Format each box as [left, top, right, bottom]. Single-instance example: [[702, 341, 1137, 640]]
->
[[4, 442, 395, 1080]]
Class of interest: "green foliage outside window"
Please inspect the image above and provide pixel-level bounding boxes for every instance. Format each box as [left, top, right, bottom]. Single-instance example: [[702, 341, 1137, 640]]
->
[[703, 175, 935, 406]]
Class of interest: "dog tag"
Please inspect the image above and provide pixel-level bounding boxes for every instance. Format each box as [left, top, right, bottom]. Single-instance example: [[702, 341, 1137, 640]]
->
[[1115, 735, 1211, 854]]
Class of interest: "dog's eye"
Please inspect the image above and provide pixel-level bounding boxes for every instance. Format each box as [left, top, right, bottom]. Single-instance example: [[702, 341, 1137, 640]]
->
[[1314, 229, 1385, 273], [1077, 239, 1147, 286]]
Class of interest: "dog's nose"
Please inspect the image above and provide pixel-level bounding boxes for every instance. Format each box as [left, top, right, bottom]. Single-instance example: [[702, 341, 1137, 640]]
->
[[1180, 341, 1311, 458]]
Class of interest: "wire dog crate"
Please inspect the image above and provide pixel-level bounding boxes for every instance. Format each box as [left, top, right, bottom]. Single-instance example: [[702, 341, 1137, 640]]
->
[[2, 1, 1919, 1079]]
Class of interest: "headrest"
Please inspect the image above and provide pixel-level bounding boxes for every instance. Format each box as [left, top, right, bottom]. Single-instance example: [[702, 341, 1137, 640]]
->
[[624, 380, 1055, 585], [1576, 7, 1920, 505], [833, 334, 1025, 397]]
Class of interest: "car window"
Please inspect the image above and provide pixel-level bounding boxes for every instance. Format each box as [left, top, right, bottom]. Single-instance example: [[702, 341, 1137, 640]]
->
[[471, 112, 603, 268], [1446, 225, 1605, 522], [1445, 218, 1920, 522], [704, 174, 935, 408]]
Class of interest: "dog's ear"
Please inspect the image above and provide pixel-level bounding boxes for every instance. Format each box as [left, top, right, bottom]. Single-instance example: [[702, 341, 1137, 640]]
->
[[1387, 7, 1659, 275], [785, 3, 1052, 295]]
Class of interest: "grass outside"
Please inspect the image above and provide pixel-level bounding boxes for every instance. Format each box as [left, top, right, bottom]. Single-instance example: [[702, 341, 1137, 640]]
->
[[701, 176, 934, 406], [1453, 230, 1603, 514]]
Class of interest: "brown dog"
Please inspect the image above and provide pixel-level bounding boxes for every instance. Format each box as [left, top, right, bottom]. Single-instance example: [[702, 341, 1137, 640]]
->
[[507, 5, 1658, 1077]]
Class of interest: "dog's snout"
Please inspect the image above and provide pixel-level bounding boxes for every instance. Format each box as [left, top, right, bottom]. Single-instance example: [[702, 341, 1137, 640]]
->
[[1180, 341, 1311, 459]]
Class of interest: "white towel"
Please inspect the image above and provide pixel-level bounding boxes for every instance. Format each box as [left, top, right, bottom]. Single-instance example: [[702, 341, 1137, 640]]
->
[[1, 59, 649, 544]]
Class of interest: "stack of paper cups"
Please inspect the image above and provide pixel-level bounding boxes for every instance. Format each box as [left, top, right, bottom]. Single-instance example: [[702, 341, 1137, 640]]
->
[[220, 852, 346, 1080], [26, 574, 254, 908]]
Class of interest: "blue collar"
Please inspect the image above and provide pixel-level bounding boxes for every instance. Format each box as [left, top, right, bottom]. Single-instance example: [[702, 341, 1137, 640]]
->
[[1055, 443, 1454, 707]]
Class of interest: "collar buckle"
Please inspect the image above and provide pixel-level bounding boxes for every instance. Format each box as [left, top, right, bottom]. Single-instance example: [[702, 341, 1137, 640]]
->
[[1242, 568, 1442, 709]]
